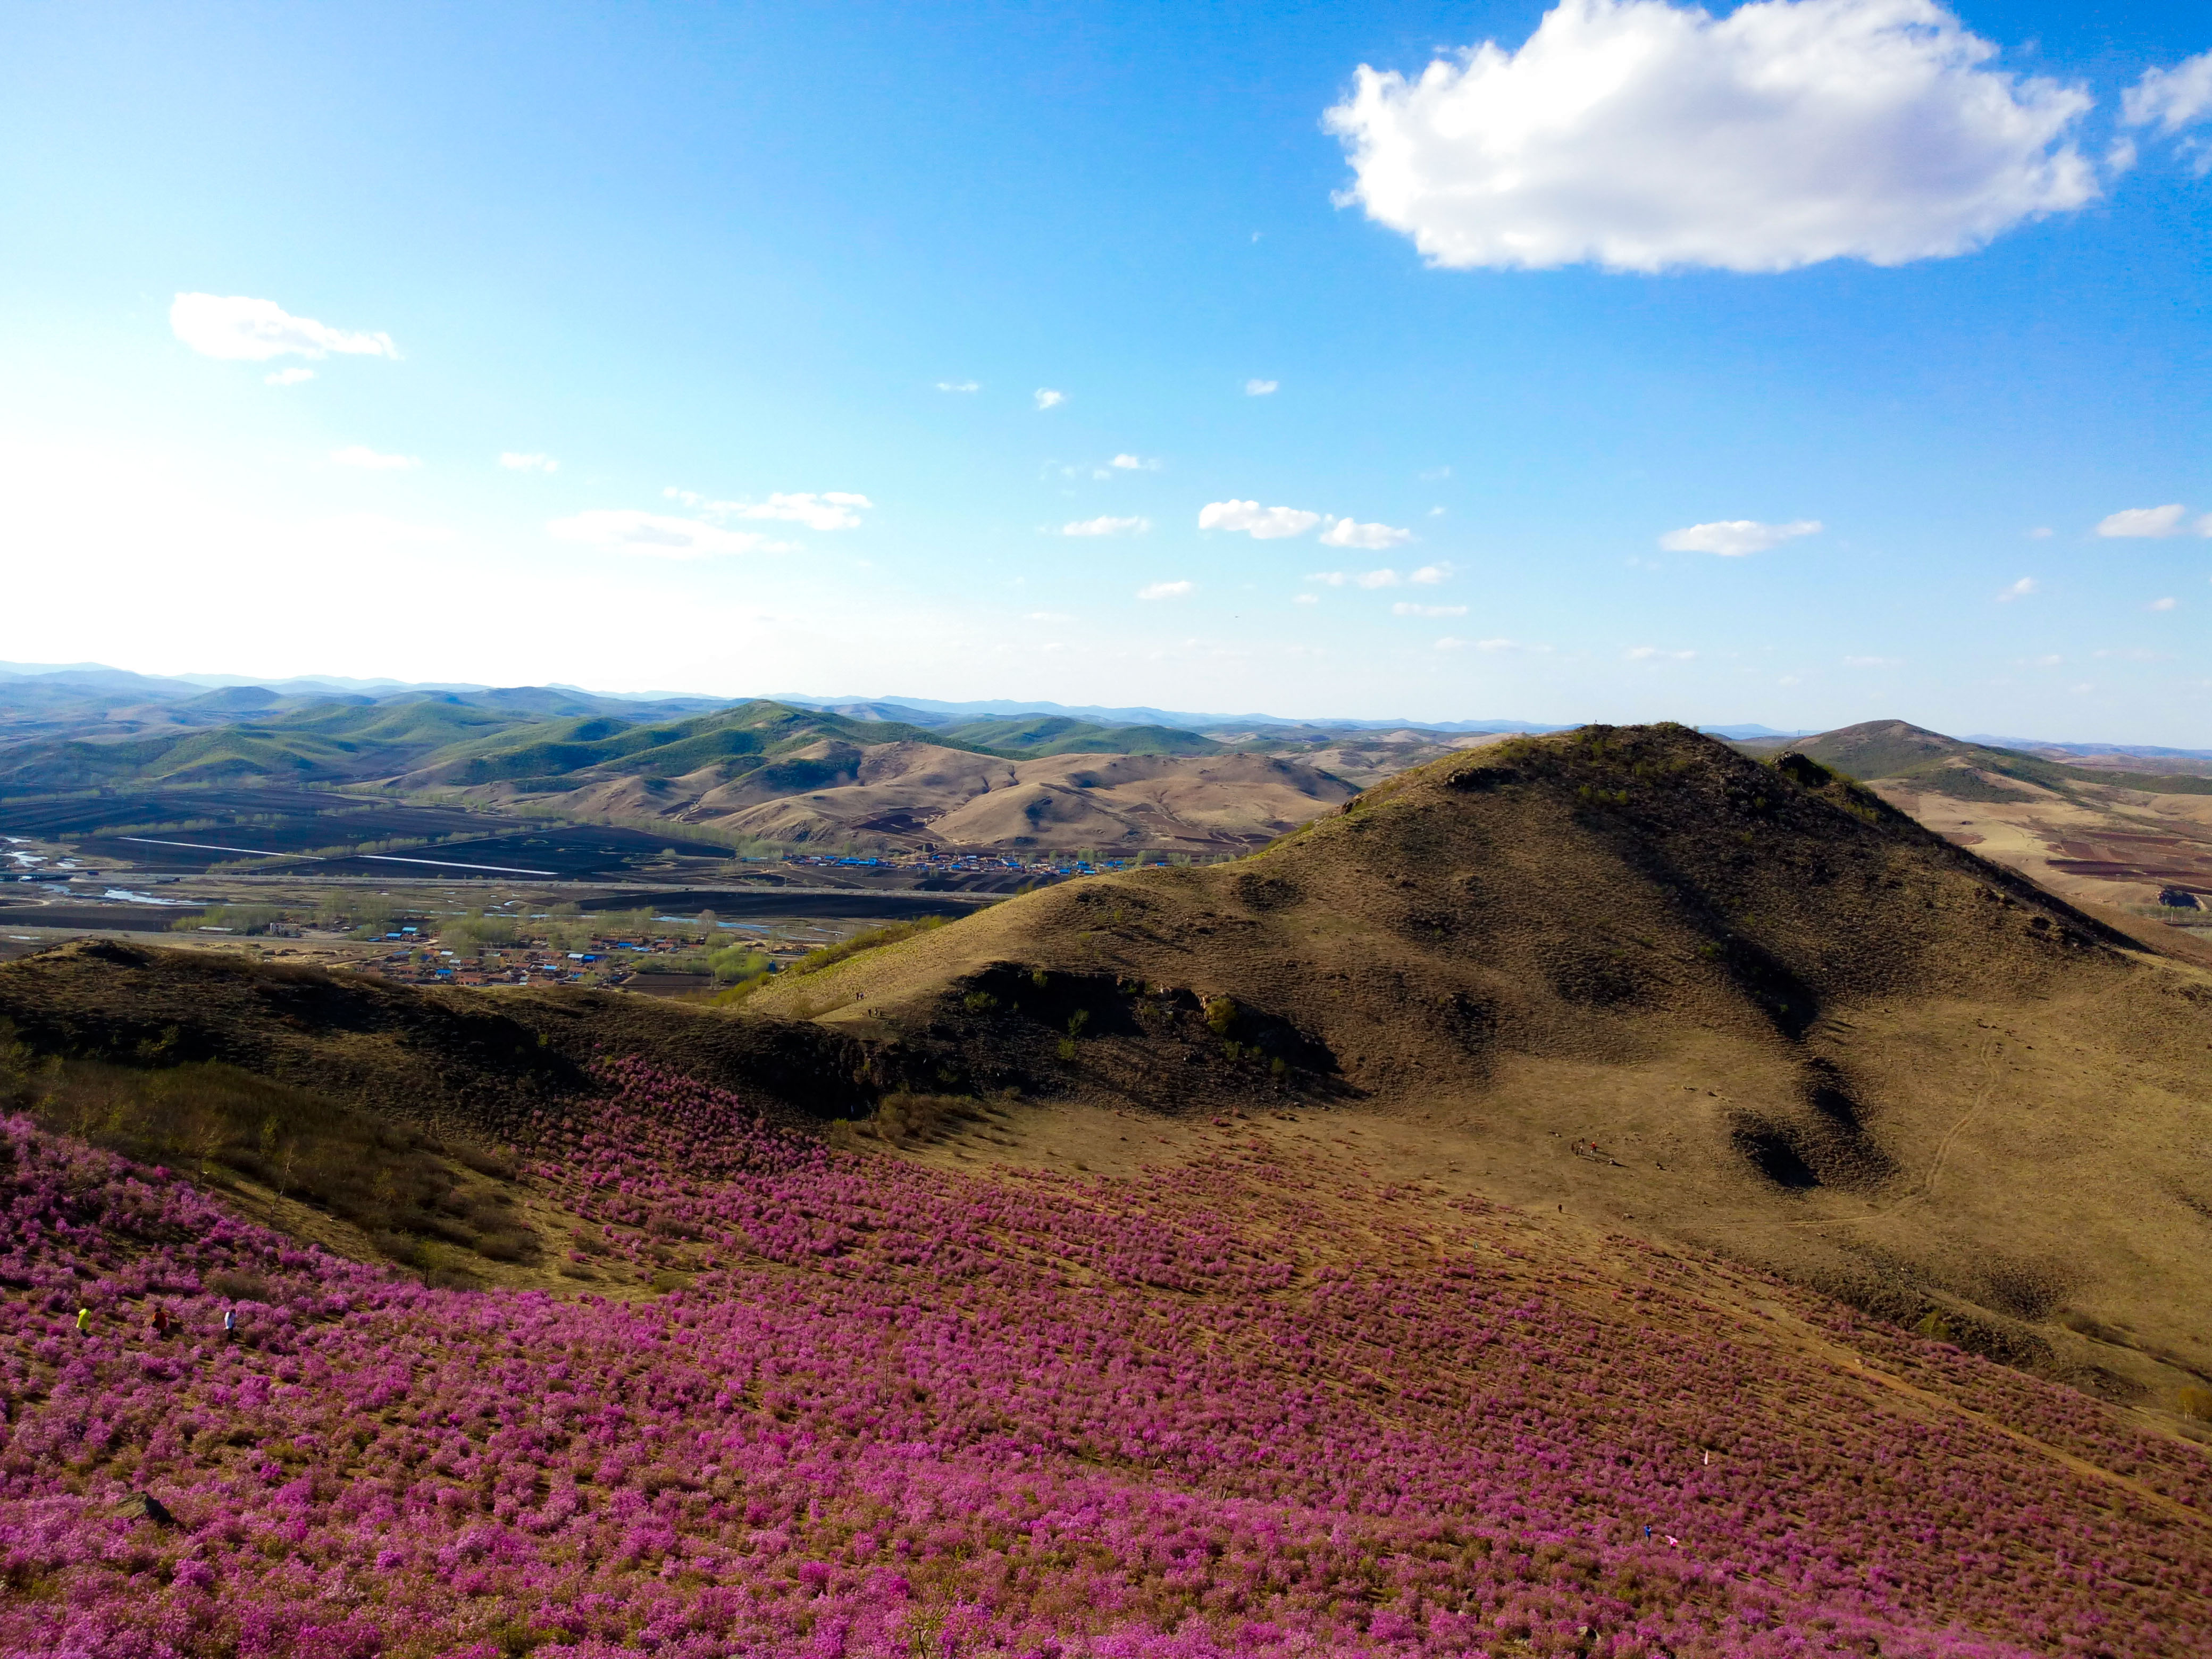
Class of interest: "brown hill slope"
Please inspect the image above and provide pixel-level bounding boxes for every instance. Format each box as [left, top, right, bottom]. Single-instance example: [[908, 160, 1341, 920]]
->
[[749, 722, 2212, 1409], [1779, 719, 2212, 918], [455, 738, 1359, 854]]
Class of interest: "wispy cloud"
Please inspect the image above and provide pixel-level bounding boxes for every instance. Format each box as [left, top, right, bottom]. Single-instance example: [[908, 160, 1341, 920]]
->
[[1319, 516, 1413, 550], [2095, 504, 2206, 538], [1292, 593, 1319, 605], [1137, 580, 1194, 600], [1842, 655, 1903, 667], [1060, 515, 1151, 538], [1034, 388, 1066, 410], [499, 452, 558, 474], [1244, 379, 1278, 396], [1393, 602, 1467, 617], [1434, 636, 1468, 651], [1025, 610, 1074, 623], [1408, 563, 1451, 585], [1201, 500, 1322, 539], [2149, 596, 2180, 611], [2122, 50, 2212, 166], [1626, 646, 1696, 661], [548, 510, 791, 560], [2026, 525, 2054, 539], [1306, 567, 1427, 589], [173, 294, 398, 362], [663, 487, 871, 530], [1110, 454, 1160, 471], [1997, 576, 2039, 602], [1659, 518, 1822, 556], [330, 445, 419, 471], [264, 367, 315, 387], [935, 379, 980, 392]]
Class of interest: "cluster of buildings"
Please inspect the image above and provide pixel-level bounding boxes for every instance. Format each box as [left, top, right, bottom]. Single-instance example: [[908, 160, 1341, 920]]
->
[[353, 932, 697, 988]]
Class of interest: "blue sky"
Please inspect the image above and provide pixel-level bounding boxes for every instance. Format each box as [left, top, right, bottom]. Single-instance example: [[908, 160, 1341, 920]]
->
[[1, 1, 2206, 739]]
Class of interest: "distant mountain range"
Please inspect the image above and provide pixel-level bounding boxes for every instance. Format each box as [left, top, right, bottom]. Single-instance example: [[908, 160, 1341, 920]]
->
[[0, 670, 1476, 854]]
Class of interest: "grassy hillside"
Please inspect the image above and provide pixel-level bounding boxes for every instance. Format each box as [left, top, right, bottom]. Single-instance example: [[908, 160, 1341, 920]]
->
[[4, 1071, 2209, 1655], [1789, 718, 2212, 799], [0, 693, 551, 789], [411, 699, 979, 789], [938, 714, 1224, 757], [0, 690, 1242, 795], [742, 723, 2212, 1401], [3, 728, 2210, 1652]]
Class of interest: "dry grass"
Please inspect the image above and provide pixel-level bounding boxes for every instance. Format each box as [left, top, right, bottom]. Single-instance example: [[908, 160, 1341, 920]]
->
[[0, 1040, 537, 1284]]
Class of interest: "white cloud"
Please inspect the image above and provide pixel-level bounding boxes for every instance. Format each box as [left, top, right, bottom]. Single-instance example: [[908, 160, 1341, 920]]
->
[[2094, 503, 2194, 538], [1419, 465, 1451, 481], [1356, 569, 1402, 588], [2026, 525, 2054, 538], [1292, 593, 1320, 605], [1659, 517, 1822, 556], [1408, 562, 1452, 584], [1244, 379, 1279, 396], [1061, 515, 1151, 537], [330, 445, 419, 471], [1394, 602, 1468, 616], [172, 293, 399, 362], [1034, 388, 1066, 410], [1477, 637, 1522, 652], [1626, 646, 1696, 660], [1025, 610, 1074, 623], [2122, 51, 2212, 135], [1842, 654, 1903, 667], [547, 510, 791, 560], [1319, 516, 1413, 549], [663, 487, 871, 530], [1997, 576, 2039, 601], [2149, 597, 2180, 611], [1111, 454, 1160, 471], [1326, 0, 2097, 275], [499, 452, 559, 474], [1200, 500, 1322, 539], [264, 367, 315, 387], [1137, 580, 1194, 600], [936, 380, 981, 392], [1434, 636, 1469, 651]]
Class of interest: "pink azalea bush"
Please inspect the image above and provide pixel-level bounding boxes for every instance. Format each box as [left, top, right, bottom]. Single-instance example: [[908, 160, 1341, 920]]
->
[[0, 1057, 2203, 1657]]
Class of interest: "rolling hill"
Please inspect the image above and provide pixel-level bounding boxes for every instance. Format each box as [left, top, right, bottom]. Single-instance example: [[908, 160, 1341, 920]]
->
[[1774, 720, 2212, 916], [3, 723, 2209, 1654], [735, 723, 2212, 1413]]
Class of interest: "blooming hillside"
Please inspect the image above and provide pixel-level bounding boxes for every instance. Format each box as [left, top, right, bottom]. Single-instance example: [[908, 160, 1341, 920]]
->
[[1, 1059, 2206, 1657]]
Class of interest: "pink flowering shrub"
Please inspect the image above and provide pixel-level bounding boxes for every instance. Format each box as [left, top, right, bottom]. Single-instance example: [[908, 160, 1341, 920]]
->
[[0, 1059, 2203, 1658]]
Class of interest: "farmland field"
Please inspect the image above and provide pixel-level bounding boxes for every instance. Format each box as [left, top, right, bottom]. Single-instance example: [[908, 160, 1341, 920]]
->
[[579, 887, 995, 920]]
